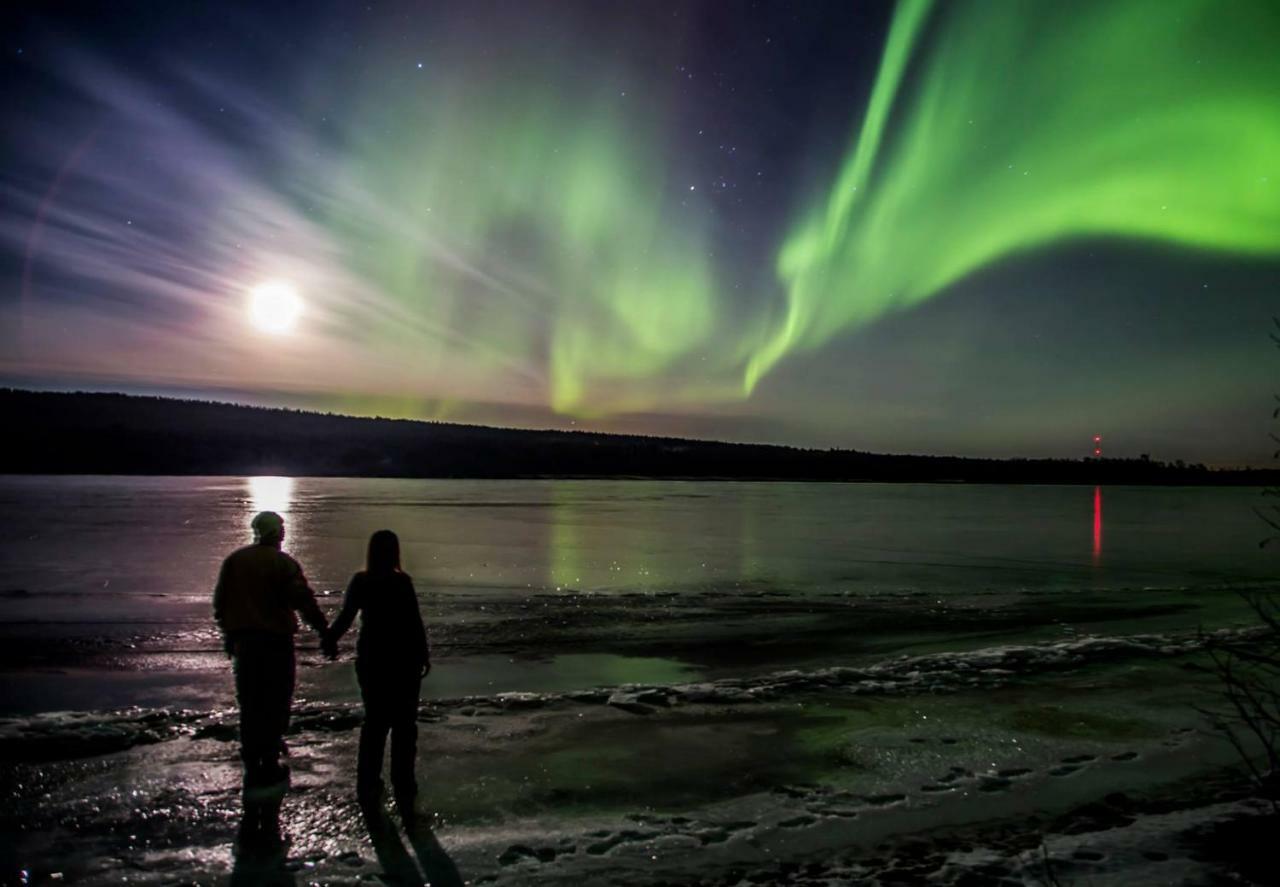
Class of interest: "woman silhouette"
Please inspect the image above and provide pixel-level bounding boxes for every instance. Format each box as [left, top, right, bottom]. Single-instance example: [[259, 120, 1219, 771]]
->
[[325, 530, 430, 809]]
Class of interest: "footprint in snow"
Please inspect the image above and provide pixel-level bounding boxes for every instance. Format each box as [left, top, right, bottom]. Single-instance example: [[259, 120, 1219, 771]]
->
[[779, 815, 816, 828]]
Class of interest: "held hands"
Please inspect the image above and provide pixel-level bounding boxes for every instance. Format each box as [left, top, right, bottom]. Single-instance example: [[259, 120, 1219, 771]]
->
[[316, 631, 427, 672], [320, 632, 339, 661]]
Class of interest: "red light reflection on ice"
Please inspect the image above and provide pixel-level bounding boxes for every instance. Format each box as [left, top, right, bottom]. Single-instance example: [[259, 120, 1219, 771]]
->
[[1092, 485, 1103, 565]]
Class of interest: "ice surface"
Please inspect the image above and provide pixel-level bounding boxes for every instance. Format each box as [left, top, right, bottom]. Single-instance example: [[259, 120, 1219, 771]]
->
[[2, 478, 1276, 883]]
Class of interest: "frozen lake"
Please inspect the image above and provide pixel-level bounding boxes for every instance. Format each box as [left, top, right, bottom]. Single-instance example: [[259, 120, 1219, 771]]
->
[[0, 476, 1274, 884], [0, 476, 1271, 713]]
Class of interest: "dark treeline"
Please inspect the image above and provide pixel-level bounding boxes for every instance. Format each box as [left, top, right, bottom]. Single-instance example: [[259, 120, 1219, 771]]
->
[[3, 389, 1273, 485]]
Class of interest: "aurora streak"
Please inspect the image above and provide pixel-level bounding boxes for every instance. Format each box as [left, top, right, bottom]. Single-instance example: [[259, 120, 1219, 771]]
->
[[3, 0, 1279, 460], [752, 0, 1280, 390]]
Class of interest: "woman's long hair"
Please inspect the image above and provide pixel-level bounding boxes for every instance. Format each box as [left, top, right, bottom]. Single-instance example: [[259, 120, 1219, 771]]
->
[[366, 529, 401, 574]]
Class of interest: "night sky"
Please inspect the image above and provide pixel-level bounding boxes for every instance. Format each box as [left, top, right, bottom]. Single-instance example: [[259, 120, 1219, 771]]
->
[[3, 0, 1278, 464]]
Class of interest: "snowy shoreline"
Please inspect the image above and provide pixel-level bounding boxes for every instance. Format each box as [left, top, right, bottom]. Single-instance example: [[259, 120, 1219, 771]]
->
[[3, 626, 1275, 885], [1, 625, 1261, 761]]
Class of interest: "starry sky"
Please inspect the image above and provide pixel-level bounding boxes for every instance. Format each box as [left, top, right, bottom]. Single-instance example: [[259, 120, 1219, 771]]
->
[[2, 0, 1278, 464]]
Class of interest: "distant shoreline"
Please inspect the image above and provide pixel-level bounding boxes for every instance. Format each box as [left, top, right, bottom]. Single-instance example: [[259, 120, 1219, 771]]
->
[[4, 388, 1275, 486], [3, 474, 1277, 489]]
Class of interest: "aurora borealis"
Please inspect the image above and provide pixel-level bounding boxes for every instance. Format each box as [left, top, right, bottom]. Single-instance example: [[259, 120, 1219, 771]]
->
[[758, 0, 1280, 390], [3, 0, 1279, 462]]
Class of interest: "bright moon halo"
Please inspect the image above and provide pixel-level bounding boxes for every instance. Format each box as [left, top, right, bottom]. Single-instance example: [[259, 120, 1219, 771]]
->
[[248, 280, 303, 334]]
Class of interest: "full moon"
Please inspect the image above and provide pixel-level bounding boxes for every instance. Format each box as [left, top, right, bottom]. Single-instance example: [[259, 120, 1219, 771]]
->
[[248, 280, 302, 334]]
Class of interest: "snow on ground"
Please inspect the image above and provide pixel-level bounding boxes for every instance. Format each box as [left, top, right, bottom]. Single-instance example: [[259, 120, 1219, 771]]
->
[[3, 627, 1276, 885]]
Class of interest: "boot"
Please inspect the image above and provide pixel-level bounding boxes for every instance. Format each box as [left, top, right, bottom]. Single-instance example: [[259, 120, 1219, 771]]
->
[[392, 779, 418, 824]]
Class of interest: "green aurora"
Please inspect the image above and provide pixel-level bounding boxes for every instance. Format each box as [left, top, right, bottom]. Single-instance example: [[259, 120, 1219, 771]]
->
[[315, 0, 1280, 413], [5, 0, 1280, 455], [326, 60, 738, 416], [749, 0, 1280, 391]]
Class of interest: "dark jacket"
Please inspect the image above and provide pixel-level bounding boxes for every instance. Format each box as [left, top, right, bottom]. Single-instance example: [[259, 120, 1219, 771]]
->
[[328, 570, 429, 670], [213, 543, 327, 637]]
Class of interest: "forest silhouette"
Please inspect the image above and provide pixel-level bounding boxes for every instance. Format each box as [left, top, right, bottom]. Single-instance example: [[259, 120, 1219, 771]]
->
[[4, 389, 1268, 485]]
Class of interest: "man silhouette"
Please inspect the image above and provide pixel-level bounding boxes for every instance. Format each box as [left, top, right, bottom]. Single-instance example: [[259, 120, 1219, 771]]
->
[[214, 510, 328, 845]]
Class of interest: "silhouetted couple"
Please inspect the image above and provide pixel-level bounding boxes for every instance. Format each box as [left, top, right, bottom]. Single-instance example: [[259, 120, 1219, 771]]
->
[[214, 512, 430, 848], [325, 528, 431, 811]]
